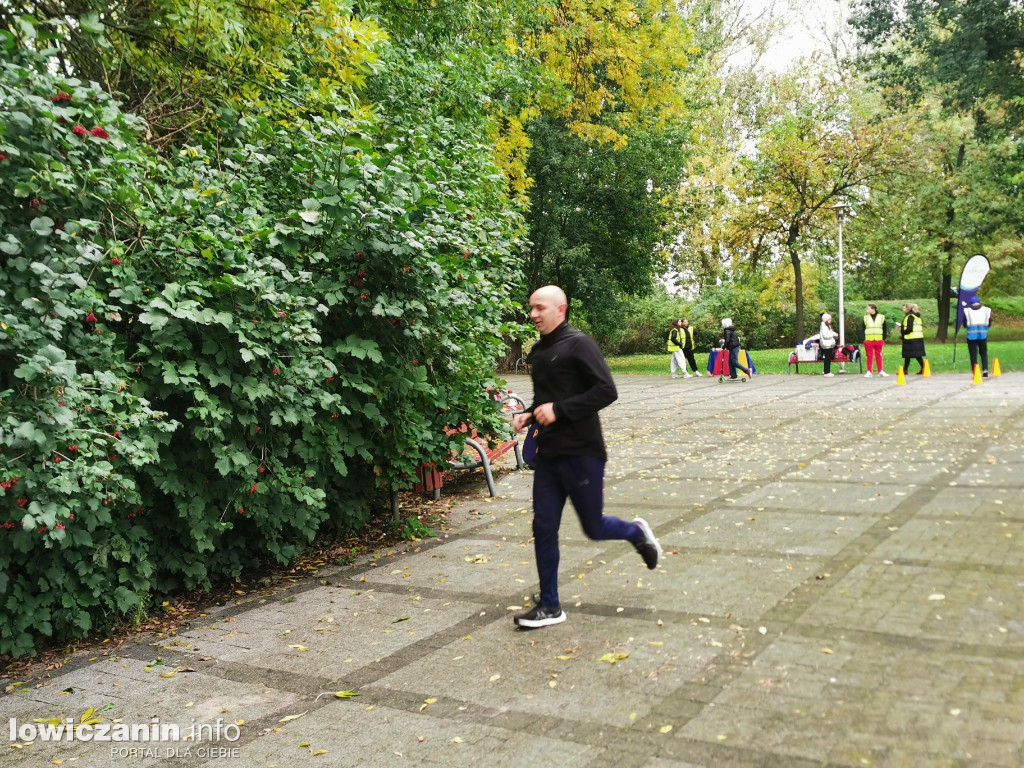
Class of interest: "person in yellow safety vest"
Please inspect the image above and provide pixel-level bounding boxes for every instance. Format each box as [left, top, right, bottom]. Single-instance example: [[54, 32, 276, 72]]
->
[[964, 300, 993, 377], [678, 318, 701, 378], [900, 303, 926, 375], [667, 319, 687, 379], [862, 303, 890, 378]]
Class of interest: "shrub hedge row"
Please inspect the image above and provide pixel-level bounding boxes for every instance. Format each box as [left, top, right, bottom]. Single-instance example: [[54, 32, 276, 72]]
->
[[0, 43, 524, 657]]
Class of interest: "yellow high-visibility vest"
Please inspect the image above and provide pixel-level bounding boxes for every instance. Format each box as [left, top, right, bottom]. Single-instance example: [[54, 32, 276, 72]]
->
[[902, 314, 924, 340], [864, 313, 886, 341], [666, 328, 682, 353]]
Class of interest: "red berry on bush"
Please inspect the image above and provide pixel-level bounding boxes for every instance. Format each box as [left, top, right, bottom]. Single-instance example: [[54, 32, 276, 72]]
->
[[0, 153, 8, 161], [90, 126, 110, 139], [354, 252, 364, 261], [51, 91, 71, 102], [85, 312, 97, 323], [72, 125, 88, 137], [238, 507, 245, 515], [111, 257, 123, 265], [249, 484, 259, 495], [272, 367, 280, 375]]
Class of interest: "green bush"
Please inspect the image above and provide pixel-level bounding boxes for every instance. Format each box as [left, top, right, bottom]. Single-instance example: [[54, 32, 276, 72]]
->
[[0, 41, 523, 657]]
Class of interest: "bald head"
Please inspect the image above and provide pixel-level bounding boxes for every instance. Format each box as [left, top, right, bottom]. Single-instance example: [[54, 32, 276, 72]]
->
[[529, 285, 568, 336]]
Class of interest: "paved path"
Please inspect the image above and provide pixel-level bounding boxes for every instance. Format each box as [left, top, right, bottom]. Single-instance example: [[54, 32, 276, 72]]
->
[[3, 373, 1023, 767]]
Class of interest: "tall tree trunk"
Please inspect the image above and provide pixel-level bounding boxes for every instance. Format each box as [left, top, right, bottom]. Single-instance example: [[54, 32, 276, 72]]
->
[[498, 336, 524, 373], [936, 143, 966, 342], [788, 221, 804, 342], [791, 251, 804, 342], [936, 250, 954, 342]]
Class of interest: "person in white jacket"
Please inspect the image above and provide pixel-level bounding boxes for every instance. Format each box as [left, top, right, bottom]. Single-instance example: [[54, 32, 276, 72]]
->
[[964, 300, 993, 376], [819, 312, 838, 377]]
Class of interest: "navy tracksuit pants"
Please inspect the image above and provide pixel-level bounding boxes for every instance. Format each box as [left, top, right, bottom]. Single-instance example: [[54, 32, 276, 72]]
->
[[532, 455, 642, 608]]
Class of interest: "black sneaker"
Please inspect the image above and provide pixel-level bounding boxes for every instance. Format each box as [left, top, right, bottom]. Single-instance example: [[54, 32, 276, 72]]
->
[[983, 370, 989, 378], [514, 604, 566, 629], [632, 517, 662, 570]]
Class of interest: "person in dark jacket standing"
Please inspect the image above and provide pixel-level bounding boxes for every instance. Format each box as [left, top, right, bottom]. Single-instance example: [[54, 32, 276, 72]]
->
[[511, 285, 662, 629], [721, 318, 750, 380], [900, 303, 927, 375]]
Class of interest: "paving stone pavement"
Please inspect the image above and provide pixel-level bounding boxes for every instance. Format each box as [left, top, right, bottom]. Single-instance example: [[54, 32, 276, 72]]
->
[[3, 372, 1023, 768]]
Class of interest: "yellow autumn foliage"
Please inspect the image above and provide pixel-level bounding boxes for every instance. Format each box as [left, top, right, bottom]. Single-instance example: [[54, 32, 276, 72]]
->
[[524, 0, 692, 147]]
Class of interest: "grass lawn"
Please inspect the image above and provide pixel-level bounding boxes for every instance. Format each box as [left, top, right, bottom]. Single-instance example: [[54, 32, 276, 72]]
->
[[607, 339, 1024, 376]]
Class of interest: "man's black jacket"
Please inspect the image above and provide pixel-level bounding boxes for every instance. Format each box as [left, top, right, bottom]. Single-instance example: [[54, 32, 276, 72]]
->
[[526, 322, 617, 461]]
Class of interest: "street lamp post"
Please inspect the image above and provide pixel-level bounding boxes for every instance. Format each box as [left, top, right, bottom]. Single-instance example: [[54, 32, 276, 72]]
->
[[830, 202, 852, 371]]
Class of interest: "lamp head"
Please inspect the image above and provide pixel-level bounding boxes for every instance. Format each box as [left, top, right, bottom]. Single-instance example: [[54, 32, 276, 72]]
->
[[830, 201, 852, 224]]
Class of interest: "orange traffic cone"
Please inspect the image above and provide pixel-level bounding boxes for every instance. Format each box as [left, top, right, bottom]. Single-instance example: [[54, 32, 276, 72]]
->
[[896, 366, 906, 386], [973, 364, 982, 385], [992, 358, 1002, 377], [922, 358, 932, 377]]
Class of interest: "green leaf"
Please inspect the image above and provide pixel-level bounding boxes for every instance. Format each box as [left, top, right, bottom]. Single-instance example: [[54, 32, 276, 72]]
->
[[30, 217, 55, 236], [113, 587, 139, 613], [80, 12, 104, 34]]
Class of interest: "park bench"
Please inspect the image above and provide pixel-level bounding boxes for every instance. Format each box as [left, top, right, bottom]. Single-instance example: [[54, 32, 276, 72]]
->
[[391, 394, 526, 521], [787, 345, 863, 374]]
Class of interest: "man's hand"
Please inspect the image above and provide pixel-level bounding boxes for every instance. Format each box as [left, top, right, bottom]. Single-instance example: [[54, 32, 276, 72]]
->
[[533, 402, 557, 426], [511, 412, 533, 433]]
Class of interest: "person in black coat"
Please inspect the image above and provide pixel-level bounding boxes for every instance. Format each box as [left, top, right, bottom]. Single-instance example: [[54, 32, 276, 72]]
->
[[511, 285, 662, 630], [900, 303, 927, 374], [721, 318, 750, 380]]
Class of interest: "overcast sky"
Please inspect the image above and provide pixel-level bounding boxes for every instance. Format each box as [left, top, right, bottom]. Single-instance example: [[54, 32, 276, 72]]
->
[[738, 0, 853, 71]]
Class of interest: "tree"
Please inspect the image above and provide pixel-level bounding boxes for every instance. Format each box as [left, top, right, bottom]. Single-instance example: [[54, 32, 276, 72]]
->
[[513, 0, 697, 339], [522, 116, 686, 341], [662, 0, 824, 296], [849, 0, 1024, 339], [723, 69, 917, 340], [2, 0, 387, 146], [850, 0, 1024, 121], [524, 0, 693, 147]]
